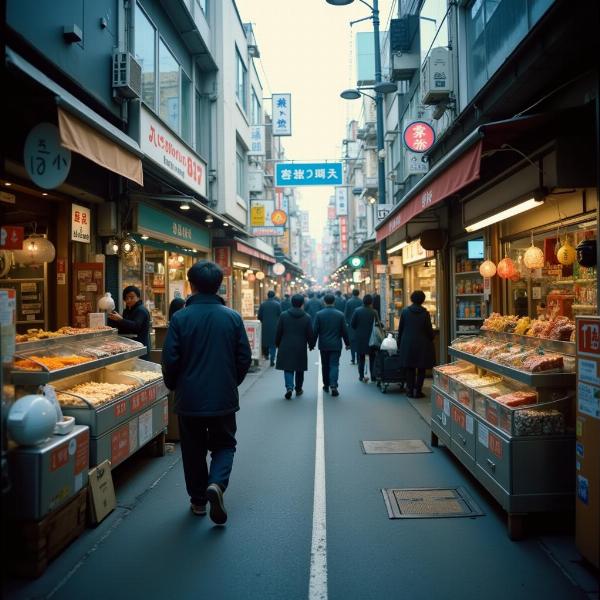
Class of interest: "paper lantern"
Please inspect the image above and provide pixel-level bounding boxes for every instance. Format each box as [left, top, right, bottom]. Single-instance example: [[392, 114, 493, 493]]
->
[[497, 257, 516, 279], [246, 273, 256, 282], [479, 260, 497, 278], [255, 271, 265, 280], [556, 239, 576, 265], [523, 244, 544, 269], [510, 271, 521, 282], [14, 235, 56, 265]]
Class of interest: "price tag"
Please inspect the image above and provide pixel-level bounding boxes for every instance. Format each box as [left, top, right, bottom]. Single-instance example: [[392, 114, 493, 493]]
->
[[466, 414, 474, 434], [441, 413, 447, 427], [478, 423, 490, 448], [443, 398, 450, 416], [138, 409, 153, 446]]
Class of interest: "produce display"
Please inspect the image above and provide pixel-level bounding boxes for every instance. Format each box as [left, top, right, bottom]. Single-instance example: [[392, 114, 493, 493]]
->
[[57, 382, 136, 407], [15, 326, 113, 343], [14, 355, 92, 371], [481, 313, 575, 341]]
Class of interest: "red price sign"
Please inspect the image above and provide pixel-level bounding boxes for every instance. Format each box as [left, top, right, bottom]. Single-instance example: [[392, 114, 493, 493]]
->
[[50, 444, 69, 472], [451, 405, 466, 430], [486, 405, 499, 426], [74, 430, 89, 475], [489, 433, 503, 458], [130, 386, 157, 413], [578, 318, 600, 355], [114, 400, 127, 418], [111, 424, 130, 466], [435, 393, 444, 410]]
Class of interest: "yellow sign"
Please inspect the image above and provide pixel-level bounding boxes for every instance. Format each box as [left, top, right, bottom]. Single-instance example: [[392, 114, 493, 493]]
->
[[250, 204, 265, 226]]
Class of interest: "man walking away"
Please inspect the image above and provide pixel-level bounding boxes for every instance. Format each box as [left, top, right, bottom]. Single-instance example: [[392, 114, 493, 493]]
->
[[344, 289, 362, 364], [351, 294, 379, 383], [275, 294, 315, 399], [313, 294, 349, 396], [305, 291, 323, 322], [162, 261, 252, 525], [258, 290, 281, 366], [334, 290, 346, 314], [281, 293, 292, 312]]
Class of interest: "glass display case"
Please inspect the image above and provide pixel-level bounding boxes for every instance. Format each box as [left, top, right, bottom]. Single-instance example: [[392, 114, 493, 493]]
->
[[144, 249, 167, 327], [405, 259, 438, 327]]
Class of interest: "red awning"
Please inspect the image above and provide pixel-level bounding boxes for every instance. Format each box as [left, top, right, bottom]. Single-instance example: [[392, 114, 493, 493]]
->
[[376, 141, 482, 242], [235, 241, 276, 264]]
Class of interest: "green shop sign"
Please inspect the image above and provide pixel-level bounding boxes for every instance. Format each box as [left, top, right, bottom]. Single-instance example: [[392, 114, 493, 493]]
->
[[136, 203, 210, 250], [348, 256, 365, 268]]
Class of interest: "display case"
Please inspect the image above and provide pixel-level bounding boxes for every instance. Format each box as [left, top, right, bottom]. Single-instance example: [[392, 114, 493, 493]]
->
[[431, 330, 575, 539]]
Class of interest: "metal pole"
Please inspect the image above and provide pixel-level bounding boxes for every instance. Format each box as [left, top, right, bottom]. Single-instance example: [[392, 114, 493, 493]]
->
[[372, 0, 389, 328]]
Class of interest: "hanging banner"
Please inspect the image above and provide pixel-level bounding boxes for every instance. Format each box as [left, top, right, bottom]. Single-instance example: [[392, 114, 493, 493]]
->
[[272, 93, 292, 136], [248, 125, 265, 156], [335, 187, 348, 216], [275, 162, 343, 187]]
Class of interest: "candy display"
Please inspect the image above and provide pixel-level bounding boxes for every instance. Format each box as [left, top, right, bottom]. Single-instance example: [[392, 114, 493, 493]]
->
[[481, 313, 519, 332], [482, 313, 576, 341], [513, 408, 565, 436], [15, 325, 113, 343], [521, 353, 564, 372], [494, 391, 538, 407], [57, 382, 136, 407]]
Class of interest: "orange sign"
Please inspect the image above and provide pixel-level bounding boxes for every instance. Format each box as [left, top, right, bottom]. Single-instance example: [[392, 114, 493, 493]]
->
[[271, 209, 287, 226]]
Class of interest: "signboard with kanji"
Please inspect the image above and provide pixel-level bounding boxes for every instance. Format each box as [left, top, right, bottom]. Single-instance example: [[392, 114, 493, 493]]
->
[[275, 162, 343, 187], [71, 204, 91, 243], [403, 121, 435, 153], [24, 123, 71, 189], [335, 187, 348, 216], [272, 94, 292, 136], [248, 126, 265, 155]]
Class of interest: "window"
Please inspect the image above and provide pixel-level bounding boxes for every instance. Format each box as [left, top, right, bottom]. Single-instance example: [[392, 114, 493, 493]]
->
[[181, 72, 192, 144], [236, 148, 245, 198], [236, 48, 247, 111], [419, 0, 449, 66], [251, 88, 261, 125], [159, 40, 180, 132], [134, 5, 156, 109], [195, 90, 210, 157], [195, 0, 206, 16]]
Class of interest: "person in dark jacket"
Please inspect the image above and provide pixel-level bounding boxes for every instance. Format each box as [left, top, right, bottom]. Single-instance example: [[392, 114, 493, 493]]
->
[[351, 294, 379, 382], [108, 285, 151, 359], [280, 293, 292, 312], [344, 289, 362, 364], [305, 291, 323, 321], [162, 261, 252, 525], [275, 294, 315, 399], [372, 293, 381, 319], [313, 294, 349, 396], [397, 290, 436, 398], [168, 291, 186, 321], [334, 290, 346, 314], [258, 291, 281, 366]]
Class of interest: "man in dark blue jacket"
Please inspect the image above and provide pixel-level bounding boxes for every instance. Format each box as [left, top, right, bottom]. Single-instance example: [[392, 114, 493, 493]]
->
[[162, 261, 252, 525], [313, 294, 350, 396], [258, 291, 281, 366], [334, 290, 346, 314], [344, 289, 362, 364], [305, 291, 323, 322]]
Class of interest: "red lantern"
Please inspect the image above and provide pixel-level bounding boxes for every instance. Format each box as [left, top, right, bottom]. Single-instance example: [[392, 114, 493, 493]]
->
[[510, 271, 521, 282], [497, 257, 516, 279]]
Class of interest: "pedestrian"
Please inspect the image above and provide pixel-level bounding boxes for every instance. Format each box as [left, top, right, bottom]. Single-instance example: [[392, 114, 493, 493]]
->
[[334, 290, 346, 314], [344, 289, 362, 364], [161, 260, 252, 525], [351, 294, 379, 382], [372, 293, 381, 319], [397, 290, 436, 398], [108, 285, 152, 359], [258, 290, 282, 366], [275, 294, 315, 399], [168, 290, 186, 321], [313, 294, 349, 396], [305, 291, 323, 321], [281, 293, 292, 312]]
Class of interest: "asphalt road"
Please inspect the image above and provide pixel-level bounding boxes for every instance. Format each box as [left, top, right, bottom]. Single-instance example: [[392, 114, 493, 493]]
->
[[5, 351, 591, 600]]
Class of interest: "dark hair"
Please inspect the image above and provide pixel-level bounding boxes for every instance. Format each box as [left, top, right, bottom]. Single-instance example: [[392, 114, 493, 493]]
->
[[373, 293, 381, 314], [168, 297, 185, 320], [123, 285, 141, 300], [187, 260, 223, 294], [352, 289, 360, 296], [335, 290, 342, 296], [410, 290, 426, 305], [284, 293, 290, 299], [292, 293, 305, 308], [363, 294, 373, 306], [324, 293, 335, 305], [308, 291, 315, 298], [267, 290, 275, 298]]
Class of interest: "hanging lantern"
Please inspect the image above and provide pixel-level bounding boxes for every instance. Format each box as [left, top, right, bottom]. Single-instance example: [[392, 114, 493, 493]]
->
[[479, 260, 497, 278], [247, 273, 256, 282], [255, 271, 265, 280], [510, 271, 521, 282], [523, 244, 544, 270], [14, 235, 56, 265], [497, 257, 516, 279], [556, 239, 576, 265]]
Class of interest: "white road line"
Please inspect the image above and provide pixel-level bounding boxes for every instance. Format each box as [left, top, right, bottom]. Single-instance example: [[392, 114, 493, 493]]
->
[[309, 359, 328, 600]]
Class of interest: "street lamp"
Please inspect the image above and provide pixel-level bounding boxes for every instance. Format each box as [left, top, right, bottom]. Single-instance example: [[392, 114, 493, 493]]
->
[[328, 0, 391, 327]]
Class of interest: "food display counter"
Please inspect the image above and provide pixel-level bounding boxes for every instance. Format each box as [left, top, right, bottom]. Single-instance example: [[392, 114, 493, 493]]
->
[[431, 330, 575, 539]]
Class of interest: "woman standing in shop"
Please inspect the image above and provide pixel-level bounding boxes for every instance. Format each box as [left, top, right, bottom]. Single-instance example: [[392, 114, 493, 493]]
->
[[397, 290, 435, 398], [108, 285, 152, 359]]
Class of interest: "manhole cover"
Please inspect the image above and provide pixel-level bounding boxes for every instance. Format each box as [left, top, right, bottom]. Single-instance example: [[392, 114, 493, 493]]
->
[[361, 440, 431, 454], [381, 487, 484, 519]]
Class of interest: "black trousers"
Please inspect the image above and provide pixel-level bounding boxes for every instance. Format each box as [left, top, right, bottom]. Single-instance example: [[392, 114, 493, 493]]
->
[[358, 349, 377, 380], [178, 413, 237, 505], [405, 368, 426, 393]]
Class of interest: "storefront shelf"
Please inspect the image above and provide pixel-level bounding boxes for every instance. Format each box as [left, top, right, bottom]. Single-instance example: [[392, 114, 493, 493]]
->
[[479, 330, 576, 355], [456, 294, 484, 297], [571, 304, 597, 311], [15, 329, 117, 353], [456, 271, 482, 276]]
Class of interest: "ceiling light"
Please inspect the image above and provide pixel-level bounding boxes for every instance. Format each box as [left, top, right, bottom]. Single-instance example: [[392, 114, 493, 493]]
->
[[141, 235, 149, 240], [180, 202, 191, 210], [42, 192, 48, 196], [4, 182, 12, 187], [204, 215, 214, 223], [465, 198, 544, 232], [223, 222, 229, 227], [386, 241, 408, 254]]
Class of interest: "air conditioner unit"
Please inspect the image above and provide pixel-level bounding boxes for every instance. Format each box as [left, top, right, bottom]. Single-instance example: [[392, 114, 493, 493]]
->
[[112, 51, 142, 99], [391, 52, 420, 82], [421, 47, 453, 105]]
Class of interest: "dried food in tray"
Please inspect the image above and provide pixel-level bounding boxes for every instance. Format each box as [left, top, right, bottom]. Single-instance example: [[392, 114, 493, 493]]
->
[[57, 382, 137, 408], [521, 353, 564, 372], [13, 345, 93, 371], [450, 337, 487, 355], [497, 396, 569, 436]]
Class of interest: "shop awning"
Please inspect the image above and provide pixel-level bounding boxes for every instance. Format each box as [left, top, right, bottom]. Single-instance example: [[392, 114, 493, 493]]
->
[[6, 47, 144, 185], [375, 113, 552, 243], [234, 238, 276, 264]]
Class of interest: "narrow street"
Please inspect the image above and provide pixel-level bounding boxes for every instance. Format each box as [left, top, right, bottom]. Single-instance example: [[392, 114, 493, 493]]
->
[[5, 355, 593, 600]]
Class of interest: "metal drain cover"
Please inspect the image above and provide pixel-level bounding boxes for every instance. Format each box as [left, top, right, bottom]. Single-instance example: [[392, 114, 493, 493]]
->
[[361, 440, 431, 454], [381, 487, 484, 519]]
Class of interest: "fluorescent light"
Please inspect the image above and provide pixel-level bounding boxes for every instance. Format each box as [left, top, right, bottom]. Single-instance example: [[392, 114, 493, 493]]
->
[[180, 202, 191, 210], [233, 261, 250, 269], [223, 222, 229, 227], [204, 215, 214, 223], [141, 235, 149, 240], [465, 198, 544, 232], [386, 241, 408, 254]]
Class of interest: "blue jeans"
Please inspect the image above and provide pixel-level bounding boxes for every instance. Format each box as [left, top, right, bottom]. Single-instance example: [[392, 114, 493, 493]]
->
[[268, 345, 277, 364], [320, 350, 341, 388], [284, 370, 304, 391]]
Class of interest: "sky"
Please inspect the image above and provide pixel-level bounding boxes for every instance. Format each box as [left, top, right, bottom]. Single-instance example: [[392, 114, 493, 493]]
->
[[235, 0, 396, 240]]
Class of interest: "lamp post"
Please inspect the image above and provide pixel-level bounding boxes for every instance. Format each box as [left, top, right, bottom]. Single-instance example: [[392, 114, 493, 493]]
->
[[328, 0, 394, 328]]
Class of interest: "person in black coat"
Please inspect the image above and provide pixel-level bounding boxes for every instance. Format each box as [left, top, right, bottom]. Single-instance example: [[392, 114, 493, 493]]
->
[[168, 292, 186, 321], [258, 291, 282, 366], [351, 294, 379, 382], [108, 285, 152, 359], [275, 294, 315, 399], [313, 294, 349, 396], [397, 290, 436, 398], [304, 291, 323, 322], [280, 293, 292, 312], [334, 290, 346, 314], [344, 289, 362, 364], [162, 261, 252, 524]]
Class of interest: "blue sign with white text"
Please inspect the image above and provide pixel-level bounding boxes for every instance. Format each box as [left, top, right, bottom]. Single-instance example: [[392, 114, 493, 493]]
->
[[275, 162, 343, 187]]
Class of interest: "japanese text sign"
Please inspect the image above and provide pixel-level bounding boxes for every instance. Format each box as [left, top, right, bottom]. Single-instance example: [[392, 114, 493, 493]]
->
[[376, 204, 394, 225], [335, 187, 348, 216], [272, 93, 292, 136], [24, 122, 71, 189], [275, 162, 343, 187], [0, 226, 24, 249], [248, 125, 265, 156], [71, 203, 91, 243], [403, 120, 435, 153], [578, 318, 600, 356]]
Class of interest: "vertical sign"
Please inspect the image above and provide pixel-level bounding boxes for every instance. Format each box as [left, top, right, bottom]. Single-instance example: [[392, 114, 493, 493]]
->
[[213, 246, 231, 277], [272, 93, 292, 136], [339, 217, 348, 253], [335, 187, 348, 216], [248, 125, 265, 156]]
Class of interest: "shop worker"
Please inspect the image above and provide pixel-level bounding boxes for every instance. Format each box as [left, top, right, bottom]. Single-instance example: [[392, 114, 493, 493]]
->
[[397, 290, 436, 398], [162, 260, 252, 525], [108, 285, 151, 359], [313, 294, 350, 396], [344, 289, 362, 364], [351, 294, 379, 383], [258, 290, 282, 366]]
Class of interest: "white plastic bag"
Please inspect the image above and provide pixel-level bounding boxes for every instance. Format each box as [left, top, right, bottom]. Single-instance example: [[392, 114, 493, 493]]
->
[[380, 333, 397, 355]]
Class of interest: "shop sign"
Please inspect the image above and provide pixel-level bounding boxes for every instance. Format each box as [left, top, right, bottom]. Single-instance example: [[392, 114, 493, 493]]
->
[[244, 320, 262, 359], [340, 216, 348, 253], [402, 239, 433, 265], [241, 289, 255, 319], [578, 318, 600, 356], [335, 187, 348, 216], [272, 262, 285, 276], [248, 126, 265, 155], [327, 205, 336, 220], [250, 202, 266, 226], [272, 93, 292, 136], [376, 204, 394, 225], [271, 209, 287, 226], [406, 151, 429, 174], [57, 258, 67, 285], [137, 203, 210, 250], [275, 162, 342, 187], [140, 107, 207, 198], [252, 227, 285, 237], [71, 203, 91, 243], [403, 121, 435, 153], [214, 247, 232, 277], [0, 225, 24, 249], [235, 241, 275, 264], [24, 122, 71, 189]]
